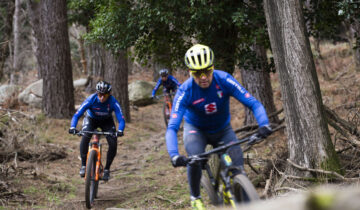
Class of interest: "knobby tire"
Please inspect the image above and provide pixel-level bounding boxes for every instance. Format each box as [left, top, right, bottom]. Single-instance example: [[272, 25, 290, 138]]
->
[[85, 150, 98, 209], [163, 103, 171, 127], [231, 174, 259, 203], [200, 175, 222, 205]]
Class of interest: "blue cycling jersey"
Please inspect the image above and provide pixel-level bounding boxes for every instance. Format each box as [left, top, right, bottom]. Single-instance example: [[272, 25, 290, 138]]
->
[[165, 70, 270, 158], [70, 93, 125, 131], [152, 75, 181, 96]]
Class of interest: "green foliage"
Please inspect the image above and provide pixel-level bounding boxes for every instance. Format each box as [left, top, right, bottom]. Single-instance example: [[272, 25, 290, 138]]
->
[[304, 0, 345, 41], [70, 0, 276, 74]]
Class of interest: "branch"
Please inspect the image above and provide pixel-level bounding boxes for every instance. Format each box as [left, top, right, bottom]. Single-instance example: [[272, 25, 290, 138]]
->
[[234, 109, 284, 133], [261, 169, 273, 198], [287, 159, 345, 180], [274, 187, 304, 193], [324, 105, 360, 137], [246, 153, 259, 174]]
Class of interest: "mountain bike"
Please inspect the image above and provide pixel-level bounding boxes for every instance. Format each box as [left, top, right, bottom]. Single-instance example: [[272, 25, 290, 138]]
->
[[77, 130, 115, 209], [156, 92, 175, 127], [186, 134, 262, 208]]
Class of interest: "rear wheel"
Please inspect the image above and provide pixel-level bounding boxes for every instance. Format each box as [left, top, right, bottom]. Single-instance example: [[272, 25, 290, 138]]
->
[[163, 103, 171, 127], [85, 150, 98, 208], [231, 174, 259, 203]]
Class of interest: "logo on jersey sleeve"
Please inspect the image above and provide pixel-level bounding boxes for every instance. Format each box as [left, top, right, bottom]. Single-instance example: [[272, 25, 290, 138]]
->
[[245, 93, 251, 98], [205, 102, 217, 114]]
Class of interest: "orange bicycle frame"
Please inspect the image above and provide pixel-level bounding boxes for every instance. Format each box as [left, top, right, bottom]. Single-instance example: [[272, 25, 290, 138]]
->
[[85, 134, 102, 181], [164, 94, 172, 112]]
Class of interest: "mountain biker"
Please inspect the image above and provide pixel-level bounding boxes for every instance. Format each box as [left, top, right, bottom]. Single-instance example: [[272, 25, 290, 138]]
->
[[151, 68, 181, 99], [165, 44, 272, 209], [69, 81, 125, 181]]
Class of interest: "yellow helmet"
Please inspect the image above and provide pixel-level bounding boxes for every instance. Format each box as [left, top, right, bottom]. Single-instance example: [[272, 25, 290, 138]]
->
[[184, 44, 214, 70]]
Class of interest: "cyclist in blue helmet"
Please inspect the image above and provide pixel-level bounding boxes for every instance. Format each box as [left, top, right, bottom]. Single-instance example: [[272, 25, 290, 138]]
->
[[151, 69, 181, 99], [69, 81, 125, 181], [166, 44, 272, 209]]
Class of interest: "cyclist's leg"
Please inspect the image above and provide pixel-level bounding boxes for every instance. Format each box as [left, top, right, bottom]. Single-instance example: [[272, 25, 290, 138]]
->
[[210, 124, 245, 174], [80, 115, 97, 166], [100, 118, 117, 170], [183, 122, 208, 199]]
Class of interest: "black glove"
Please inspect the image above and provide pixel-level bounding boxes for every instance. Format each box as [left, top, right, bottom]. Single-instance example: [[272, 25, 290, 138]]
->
[[171, 155, 188, 167], [116, 130, 124, 137], [69, 128, 78, 135], [258, 125, 272, 138]]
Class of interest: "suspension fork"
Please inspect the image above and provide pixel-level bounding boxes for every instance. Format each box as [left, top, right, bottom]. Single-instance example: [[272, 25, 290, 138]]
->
[[219, 154, 238, 208]]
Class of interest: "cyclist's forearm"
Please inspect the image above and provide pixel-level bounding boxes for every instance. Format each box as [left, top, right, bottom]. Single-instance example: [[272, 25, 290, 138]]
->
[[166, 128, 179, 157], [118, 118, 125, 131], [251, 102, 270, 127]]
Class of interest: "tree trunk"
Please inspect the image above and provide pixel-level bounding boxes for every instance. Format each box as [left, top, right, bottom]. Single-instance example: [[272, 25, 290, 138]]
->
[[0, 1, 14, 81], [86, 43, 106, 92], [152, 60, 167, 82], [27, 0, 44, 79], [263, 0, 340, 179], [29, 0, 74, 118], [104, 50, 131, 123], [70, 24, 87, 75], [314, 39, 331, 81], [351, 21, 360, 71], [208, 26, 237, 75], [241, 44, 279, 126], [11, 0, 20, 84]]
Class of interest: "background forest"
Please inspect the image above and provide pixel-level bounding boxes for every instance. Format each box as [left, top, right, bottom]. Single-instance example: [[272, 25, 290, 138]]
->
[[0, 0, 359, 209]]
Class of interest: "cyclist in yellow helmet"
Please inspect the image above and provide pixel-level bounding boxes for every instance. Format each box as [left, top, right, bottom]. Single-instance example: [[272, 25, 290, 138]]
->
[[166, 44, 272, 209]]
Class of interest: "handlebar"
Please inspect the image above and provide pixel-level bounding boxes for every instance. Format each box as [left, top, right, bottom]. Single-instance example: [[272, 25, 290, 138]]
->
[[154, 92, 176, 99], [76, 130, 116, 137], [186, 133, 263, 164]]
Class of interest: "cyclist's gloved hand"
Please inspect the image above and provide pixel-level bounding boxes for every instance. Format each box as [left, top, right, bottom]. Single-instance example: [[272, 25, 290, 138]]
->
[[171, 155, 188, 167], [258, 125, 272, 138], [69, 128, 78, 135], [116, 130, 124, 137]]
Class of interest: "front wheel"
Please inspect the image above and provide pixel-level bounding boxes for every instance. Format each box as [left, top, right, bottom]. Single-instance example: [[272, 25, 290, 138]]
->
[[231, 174, 259, 203], [85, 150, 98, 209], [163, 102, 171, 127], [200, 175, 222, 205]]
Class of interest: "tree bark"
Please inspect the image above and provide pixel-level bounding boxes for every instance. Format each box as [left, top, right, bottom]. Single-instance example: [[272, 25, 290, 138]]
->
[[314, 39, 331, 81], [0, 1, 15, 81], [263, 0, 340, 178], [28, 0, 74, 118], [11, 0, 20, 84], [104, 50, 131, 123], [241, 44, 279, 125], [86, 43, 106, 92], [27, 0, 44, 79]]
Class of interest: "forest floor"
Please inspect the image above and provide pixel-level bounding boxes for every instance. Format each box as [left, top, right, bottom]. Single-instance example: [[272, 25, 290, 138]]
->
[[0, 42, 359, 210]]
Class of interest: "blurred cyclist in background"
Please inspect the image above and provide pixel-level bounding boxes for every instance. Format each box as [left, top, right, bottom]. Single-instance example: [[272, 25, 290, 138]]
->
[[151, 69, 181, 99]]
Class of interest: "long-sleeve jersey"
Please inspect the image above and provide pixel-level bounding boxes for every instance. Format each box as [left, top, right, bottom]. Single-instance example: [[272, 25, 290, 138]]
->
[[165, 70, 269, 158], [70, 93, 125, 131], [151, 75, 181, 96]]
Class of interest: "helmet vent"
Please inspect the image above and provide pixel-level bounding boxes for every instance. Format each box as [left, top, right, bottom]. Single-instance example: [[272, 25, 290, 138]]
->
[[203, 48, 207, 64], [197, 54, 202, 66]]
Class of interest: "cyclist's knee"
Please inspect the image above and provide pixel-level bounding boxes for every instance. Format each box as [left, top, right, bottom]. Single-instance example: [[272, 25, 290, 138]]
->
[[227, 146, 244, 166]]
